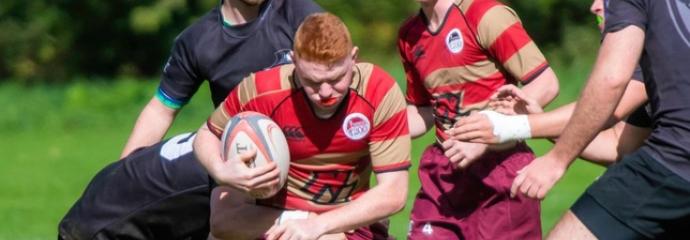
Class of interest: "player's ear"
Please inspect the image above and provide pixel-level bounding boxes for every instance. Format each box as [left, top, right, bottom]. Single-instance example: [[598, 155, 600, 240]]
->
[[350, 46, 359, 61]]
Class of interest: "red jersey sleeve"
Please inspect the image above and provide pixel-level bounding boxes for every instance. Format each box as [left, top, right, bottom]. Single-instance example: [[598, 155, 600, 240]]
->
[[397, 26, 433, 106], [367, 67, 412, 173], [475, 5, 548, 83]]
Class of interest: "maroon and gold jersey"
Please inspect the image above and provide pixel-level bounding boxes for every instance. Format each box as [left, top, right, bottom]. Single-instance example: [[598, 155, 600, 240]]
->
[[206, 63, 411, 213], [398, 0, 549, 141]]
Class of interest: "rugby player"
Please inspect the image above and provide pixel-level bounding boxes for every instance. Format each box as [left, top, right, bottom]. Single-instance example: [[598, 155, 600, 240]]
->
[[445, 0, 650, 166], [59, 133, 211, 239], [61, 1, 322, 238], [511, 0, 690, 238], [121, 0, 322, 158], [397, 0, 559, 238], [193, 13, 411, 240]]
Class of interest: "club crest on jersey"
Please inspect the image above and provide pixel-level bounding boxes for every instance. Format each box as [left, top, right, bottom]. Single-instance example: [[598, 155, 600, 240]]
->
[[445, 28, 464, 54], [342, 113, 370, 140]]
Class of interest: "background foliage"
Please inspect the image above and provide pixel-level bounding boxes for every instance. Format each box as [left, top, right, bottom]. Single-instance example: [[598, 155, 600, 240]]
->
[[0, 0, 599, 82], [1, 0, 606, 239]]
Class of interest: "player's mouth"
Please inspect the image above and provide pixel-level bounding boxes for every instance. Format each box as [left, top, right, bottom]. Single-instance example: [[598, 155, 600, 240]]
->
[[319, 97, 339, 107]]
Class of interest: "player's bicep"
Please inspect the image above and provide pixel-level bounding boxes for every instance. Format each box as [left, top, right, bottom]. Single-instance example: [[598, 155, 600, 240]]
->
[[370, 86, 412, 172]]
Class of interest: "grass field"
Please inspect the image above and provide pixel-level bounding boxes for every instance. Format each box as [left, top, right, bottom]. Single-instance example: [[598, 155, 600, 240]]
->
[[0, 60, 605, 239]]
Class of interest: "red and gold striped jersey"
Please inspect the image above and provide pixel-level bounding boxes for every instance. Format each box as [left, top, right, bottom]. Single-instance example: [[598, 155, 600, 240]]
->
[[206, 63, 411, 213], [398, 0, 549, 141]]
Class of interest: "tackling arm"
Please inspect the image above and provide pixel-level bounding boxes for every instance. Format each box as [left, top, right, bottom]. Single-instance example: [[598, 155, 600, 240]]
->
[[120, 97, 178, 158], [579, 121, 651, 165], [260, 171, 408, 240]]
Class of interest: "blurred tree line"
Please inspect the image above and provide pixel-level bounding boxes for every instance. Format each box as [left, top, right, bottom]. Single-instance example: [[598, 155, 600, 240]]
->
[[0, 0, 598, 83]]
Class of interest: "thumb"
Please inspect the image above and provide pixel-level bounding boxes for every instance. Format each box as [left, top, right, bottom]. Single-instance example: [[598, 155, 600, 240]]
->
[[236, 148, 257, 164]]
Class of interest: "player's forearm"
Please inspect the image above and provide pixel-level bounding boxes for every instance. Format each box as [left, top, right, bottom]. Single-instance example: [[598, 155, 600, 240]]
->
[[549, 72, 628, 164], [611, 80, 648, 122], [527, 103, 575, 138], [121, 98, 177, 158], [578, 126, 620, 166], [210, 187, 282, 240], [520, 67, 560, 107], [407, 105, 433, 138], [314, 171, 408, 235], [549, 27, 644, 164], [193, 124, 225, 181]]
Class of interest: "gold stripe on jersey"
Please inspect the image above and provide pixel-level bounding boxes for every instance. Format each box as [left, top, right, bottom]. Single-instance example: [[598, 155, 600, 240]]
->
[[237, 74, 258, 106], [476, 6, 521, 48], [455, 0, 473, 10], [373, 85, 406, 126], [279, 64, 297, 90], [370, 136, 411, 169], [351, 62, 374, 95], [503, 41, 546, 80], [208, 105, 232, 134], [423, 60, 500, 89], [291, 150, 369, 169]]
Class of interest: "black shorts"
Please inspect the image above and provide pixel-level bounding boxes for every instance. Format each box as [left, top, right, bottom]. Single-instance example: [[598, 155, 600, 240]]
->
[[571, 149, 690, 239], [58, 134, 212, 240]]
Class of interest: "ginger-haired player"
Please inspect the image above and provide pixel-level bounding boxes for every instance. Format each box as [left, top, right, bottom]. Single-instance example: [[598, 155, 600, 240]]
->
[[194, 13, 411, 240]]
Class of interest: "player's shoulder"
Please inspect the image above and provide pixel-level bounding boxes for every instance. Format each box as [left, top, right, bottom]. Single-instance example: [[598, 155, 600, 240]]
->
[[398, 13, 425, 41], [353, 63, 401, 104], [460, 0, 515, 25], [241, 64, 296, 98]]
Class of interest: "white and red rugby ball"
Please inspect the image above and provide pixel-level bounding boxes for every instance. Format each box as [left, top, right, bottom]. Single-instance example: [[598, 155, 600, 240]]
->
[[220, 111, 290, 199]]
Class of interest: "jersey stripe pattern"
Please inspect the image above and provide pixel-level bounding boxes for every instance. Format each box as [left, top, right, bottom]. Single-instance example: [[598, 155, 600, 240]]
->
[[207, 63, 411, 213], [398, 0, 548, 141]]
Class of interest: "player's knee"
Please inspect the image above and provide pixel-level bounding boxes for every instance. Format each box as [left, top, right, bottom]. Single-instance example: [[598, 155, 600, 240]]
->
[[210, 213, 253, 240], [547, 211, 596, 240]]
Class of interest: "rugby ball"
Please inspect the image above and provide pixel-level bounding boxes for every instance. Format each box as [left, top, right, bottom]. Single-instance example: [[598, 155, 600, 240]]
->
[[220, 111, 290, 199]]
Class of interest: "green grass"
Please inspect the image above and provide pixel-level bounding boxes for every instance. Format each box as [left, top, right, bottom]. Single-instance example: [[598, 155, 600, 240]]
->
[[0, 59, 603, 239]]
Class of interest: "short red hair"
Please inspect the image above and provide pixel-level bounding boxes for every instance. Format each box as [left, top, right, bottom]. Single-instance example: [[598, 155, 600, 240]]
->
[[294, 13, 353, 65]]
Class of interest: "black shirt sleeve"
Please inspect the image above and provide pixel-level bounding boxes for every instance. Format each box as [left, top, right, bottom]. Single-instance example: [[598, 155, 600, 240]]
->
[[631, 65, 644, 82], [286, 0, 323, 30], [604, 0, 648, 34], [625, 104, 652, 128], [158, 35, 203, 108]]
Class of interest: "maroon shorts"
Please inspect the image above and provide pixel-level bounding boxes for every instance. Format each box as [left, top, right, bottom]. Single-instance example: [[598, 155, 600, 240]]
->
[[259, 220, 390, 240], [346, 220, 391, 240], [408, 143, 541, 240]]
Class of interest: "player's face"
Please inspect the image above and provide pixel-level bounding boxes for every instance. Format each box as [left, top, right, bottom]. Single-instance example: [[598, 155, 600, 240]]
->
[[591, 0, 605, 31], [294, 48, 358, 116]]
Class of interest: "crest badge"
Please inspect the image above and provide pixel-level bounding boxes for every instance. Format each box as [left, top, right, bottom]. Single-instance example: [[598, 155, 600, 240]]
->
[[342, 113, 370, 140], [445, 28, 464, 54]]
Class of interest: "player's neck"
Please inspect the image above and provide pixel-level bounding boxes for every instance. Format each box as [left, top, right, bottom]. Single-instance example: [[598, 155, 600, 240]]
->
[[422, 0, 453, 32], [222, 0, 261, 25]]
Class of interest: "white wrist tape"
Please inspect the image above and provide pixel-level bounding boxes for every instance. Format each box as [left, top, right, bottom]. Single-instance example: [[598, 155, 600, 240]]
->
[[480, 110, 531, 143], [277, 210, 310, 225]]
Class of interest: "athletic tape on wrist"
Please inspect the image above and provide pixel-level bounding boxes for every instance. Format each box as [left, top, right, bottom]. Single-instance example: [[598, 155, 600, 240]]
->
[[480, 110, 531, 143], [277, 210, 310, 225]]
